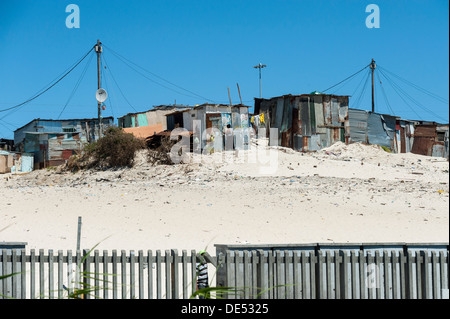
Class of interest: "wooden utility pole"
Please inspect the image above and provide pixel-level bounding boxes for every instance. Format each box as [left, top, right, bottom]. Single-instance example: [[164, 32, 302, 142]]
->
[[237, 83, 243, 105], [95, 40, 102, 138], [370, 59, 376, 113]]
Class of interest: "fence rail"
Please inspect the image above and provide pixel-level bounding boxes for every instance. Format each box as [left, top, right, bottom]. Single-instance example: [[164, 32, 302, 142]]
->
[[0, 249, 210, 299], [217, 248, 449, 299], [1, 246, 449, 299]]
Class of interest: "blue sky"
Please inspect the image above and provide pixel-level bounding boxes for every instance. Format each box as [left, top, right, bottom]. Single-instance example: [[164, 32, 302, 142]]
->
[[0, 0, 448, 139]]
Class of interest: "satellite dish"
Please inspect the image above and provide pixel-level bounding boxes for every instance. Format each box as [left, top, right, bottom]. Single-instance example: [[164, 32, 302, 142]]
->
[[96, 88, 108, 103]]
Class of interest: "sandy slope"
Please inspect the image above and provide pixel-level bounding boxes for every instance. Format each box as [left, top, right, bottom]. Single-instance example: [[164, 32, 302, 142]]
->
[[0, 141, 448, 255]]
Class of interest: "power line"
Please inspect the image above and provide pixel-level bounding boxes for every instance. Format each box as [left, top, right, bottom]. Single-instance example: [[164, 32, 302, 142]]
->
[[376, 70, 395, 115], [57, 51, 95, 119], [102, 53, 139, 113], [322, 63, 371, 93], [0, 46, 95, 114], [351, 69, 371, 109], [379, 68, 448, 122], [378, 69, 423, 119], [101, 56, 115, 119], [378, 65, 449, 104], [103, 44, 216, 103]]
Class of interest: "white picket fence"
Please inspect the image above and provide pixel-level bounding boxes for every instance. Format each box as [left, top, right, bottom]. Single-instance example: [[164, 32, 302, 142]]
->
[[216, 249, 449, 299], [0, 249, 209, 299], [1, 246, 449, 299]]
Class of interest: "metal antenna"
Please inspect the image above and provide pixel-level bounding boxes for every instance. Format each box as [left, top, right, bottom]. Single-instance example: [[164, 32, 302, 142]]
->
[[253, 63, 267, 98]]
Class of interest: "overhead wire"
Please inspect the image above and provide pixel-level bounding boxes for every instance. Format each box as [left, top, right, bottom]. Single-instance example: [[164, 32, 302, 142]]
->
[[322, 63, 371, 93], [102, 52, 139, 112], [351, 68, 371, 109], [101, 55, 115, 119], [0, 45, 95, 114], [378, 65, 449, 104], [102, 44, 216, 103], [57, 51, 95, 119], [377, 69, 423, 119], [378, 68, 447, 122], [376, 69, 395, 115]]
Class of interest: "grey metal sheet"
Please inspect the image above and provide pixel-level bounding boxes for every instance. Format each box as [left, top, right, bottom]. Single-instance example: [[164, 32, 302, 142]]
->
[[367, 113, 392, 148], [349, 108, 369, 143]]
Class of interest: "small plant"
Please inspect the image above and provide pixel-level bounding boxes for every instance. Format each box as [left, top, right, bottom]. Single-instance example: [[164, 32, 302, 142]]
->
[[67, 126, 145, 171], [147, 135, 176, 165], [380, 145, 392, 153]]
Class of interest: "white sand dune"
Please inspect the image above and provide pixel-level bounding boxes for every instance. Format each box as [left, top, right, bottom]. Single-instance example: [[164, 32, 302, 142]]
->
[[1, 141, 448, 255]]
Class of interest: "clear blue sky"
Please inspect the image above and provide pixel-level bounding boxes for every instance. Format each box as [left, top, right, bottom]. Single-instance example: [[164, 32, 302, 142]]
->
[[0, 0, 448, 139]]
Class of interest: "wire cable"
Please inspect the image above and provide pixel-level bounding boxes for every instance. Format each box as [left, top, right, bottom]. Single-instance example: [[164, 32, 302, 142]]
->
[[376, 70, 395, 115], [378, 65, 449, 104], [0, 46, 95, 114], [102, 53, 139, 112], [322, 63, 371, 93], [57, 51, 94, 119], [351, 69, 371, 109], [103, 44, 216, 103], [379, 68, 447, 122]]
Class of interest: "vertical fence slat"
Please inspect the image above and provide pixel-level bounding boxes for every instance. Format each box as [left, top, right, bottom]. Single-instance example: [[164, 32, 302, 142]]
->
[[439, 251, 446, 295], [39, 249, 45, 299], [423, 251, 429, 299], [48, 250, 54, 299], [257, 250, 266, 299], [399, 251, 406, 299], [121, 250, 127, 299], [417, 252, 422, 299], [300, 251, 307, 299], [325, 251, 331, 299], [103, 250, 109, 300], [251, 250, 258, 299], [335, 251, 341, 299], [148, 250, 153, 299], [310, 251, 316, 299], [94, 250, 100, 299], [130, 250, 135, 299], [112, 250, 118, 300], [267, 251, 274, 299], [138, 250, 144, 299], [182, 250, 188, 299], [165, 250, 171, 299], [11, 249, 17, 299], [191, 250, 197, 299], [318, 251, 324, 299], [171, 249, 179, 299], [375, 251, 381, 299], [432, 251, 438, 299], [383, 251, 389, 299], [359, 250, 366, 299], [57, 250, 63, 299], [392, 251, 398, 299], [243, 250, 249, 299], [156, 250, 162, 299], [21, 249, 26, 299], [351, 251, 357, 299], [292, 251, 299, 299]]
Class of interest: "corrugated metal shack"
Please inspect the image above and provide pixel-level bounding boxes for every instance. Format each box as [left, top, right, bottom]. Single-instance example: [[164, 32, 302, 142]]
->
[[14, 117, 114, 149], [348, 109, 400, 151], [165, 103, 251, 151], [254, 94, 350, 151], [0, 138, 14, 151], [0, 150, 33, 174], [23, 132, 83, 169], [118, 105, 192, 133], [349, 109, 448, 157], [411, 123, 449, 158]]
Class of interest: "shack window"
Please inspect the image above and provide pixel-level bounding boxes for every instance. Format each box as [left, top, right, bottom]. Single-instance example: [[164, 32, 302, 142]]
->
[[437, 132, 445, 142], [62, 127, 76, 133]]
